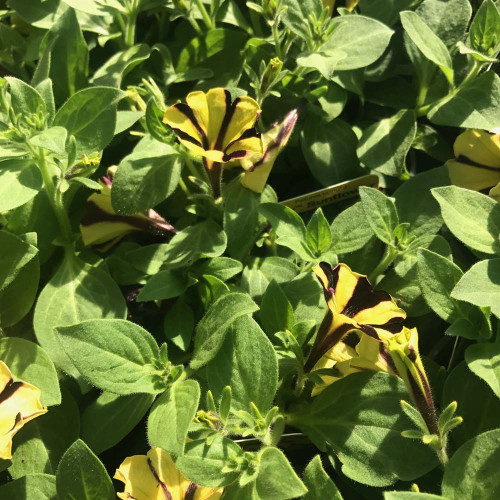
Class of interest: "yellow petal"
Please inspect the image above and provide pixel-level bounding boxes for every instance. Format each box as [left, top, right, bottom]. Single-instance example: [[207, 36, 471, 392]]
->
[[346, 0, 359, 11], [220, 96, 261, 150], [489, 182, 500, 201], [453, 129, 500, 168], [0, 361, 47, 460], [447, 159, 500, 191], [163, 104, 206, 148]]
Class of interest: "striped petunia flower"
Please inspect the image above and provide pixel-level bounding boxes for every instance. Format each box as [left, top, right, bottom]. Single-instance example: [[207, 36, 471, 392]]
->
[[0, 360, 47, 460], [80, 168, 177, 250], [240, 109, 298, 193], [163, 88, 263, 197], [304, 262, 406, 373], [446, 129, 500, 200], [115, 447, 223, 500], [163, 88, 262, 166]]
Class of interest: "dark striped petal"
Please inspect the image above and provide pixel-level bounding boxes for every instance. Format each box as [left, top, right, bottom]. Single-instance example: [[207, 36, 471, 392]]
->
[[315, 262, 406, 332], [447, 159, 500, 191], [80, 183, 176, 249], [453, 129, 500, 168], [0, 361, 47, 460], [241, 109, 298, 193]]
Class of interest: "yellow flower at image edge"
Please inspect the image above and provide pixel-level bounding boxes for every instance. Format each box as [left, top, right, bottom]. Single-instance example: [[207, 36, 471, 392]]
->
[[0, 360, 47, 460], [115, 447, 222, 500], [163, 88, 263, 171], [446, 129, 500, 198], [304, 262, 406, 374]]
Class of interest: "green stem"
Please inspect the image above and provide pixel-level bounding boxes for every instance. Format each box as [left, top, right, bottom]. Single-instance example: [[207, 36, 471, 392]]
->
[[368, 247, 398, 283], [436, 445, 449, 468], [124, 0, 139, 47], [272, 22, 282, 59], [447, 337, 460, 372], [188, 15, 203, 36], [193, 0, 213, 30], [33, 148, 73, 245]]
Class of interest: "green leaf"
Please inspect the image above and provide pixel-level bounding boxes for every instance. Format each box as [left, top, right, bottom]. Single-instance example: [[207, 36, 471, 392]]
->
[[432, 186, 500, 254], [0, 474, 56, 500], [9, 387, 79, 479], [163, 220, 227, 269], [283, 272, 324, 325], [442, 429, 500, 500], [111, 138, 182, 215], [260, 280, 294, 336], [254, 447, 307, 499], [207, 315, 278, 412], [319, 15, 394, 71], [357, 109, 416, 177], [428, 71, 500, 129], [136, 271, 197, 302], [0, 230, 38, 291], [281, 0, 323, 40], [33, 254, 127, 378], [0, 337, 60, 406], [29, 126, 68, 155], [330, 202, 374, 254], [400, 10, 454, 85], [174, 435, 243, 487], [81, 392, 154, 455], [259, 203, 314, 260], [394, 166, 448, 238], [0, 242, 40, 328], [53, 86, 126, 157], [191, 292, 259, 370], [0, 159, 43, 212], [114, 110, 144, 135], [443, 361, 500, 450], [164, 298, 194, 352], [359, 186, 399, 246], [145, 99, 170, 143], [417, 249, 469, 323], [195, 257, 243, 282], [301, 115, 362, 187], [289, 372, 436, 486], [57, 319, 162, 395], [469, 0, 500, 54], [56, 439, 114, 500], [92, 43, 151, 87], [224, 177, 271, 261], [306, 208, 332, 256], [6, 76, 46, 116], [41, 7, 88, 104], [303, 455, 343, 500], [415, 0, 472, 49], [148, 379, 200, 456], [465, 342, 500, 398], [452, 259, 500, 317]]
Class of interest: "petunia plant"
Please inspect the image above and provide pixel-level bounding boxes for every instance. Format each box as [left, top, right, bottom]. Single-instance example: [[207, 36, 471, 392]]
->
[[1, 0, 500, 499]]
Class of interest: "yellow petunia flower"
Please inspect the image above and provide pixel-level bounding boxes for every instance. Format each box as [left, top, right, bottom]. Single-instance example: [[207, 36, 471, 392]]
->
[[0, 360, 47, 460], [80, 168, 176, 250], [446, 129, 500, 200], [240, 109, 298, 193], [163, 88, 263, 171], [114, 447, 223, 500], [304, 262, 406, 373]]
